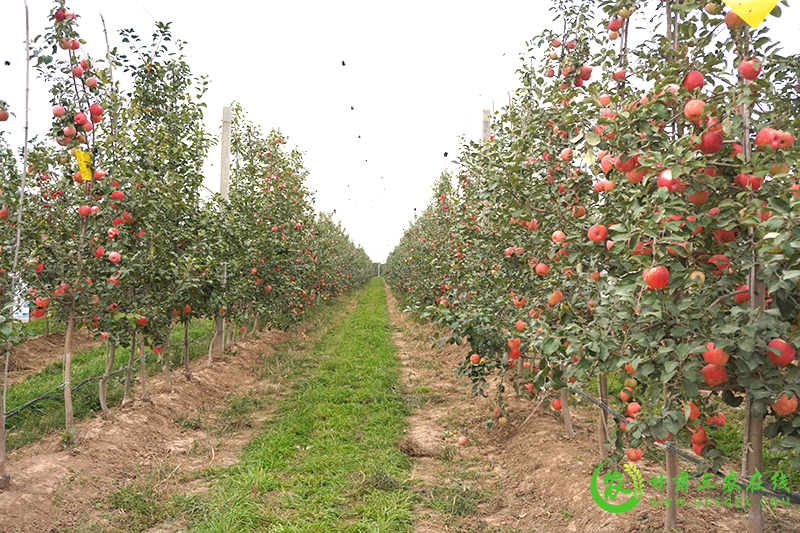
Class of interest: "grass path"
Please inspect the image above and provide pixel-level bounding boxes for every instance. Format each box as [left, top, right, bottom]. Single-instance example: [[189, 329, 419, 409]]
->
[[183, 278, 414, 532]]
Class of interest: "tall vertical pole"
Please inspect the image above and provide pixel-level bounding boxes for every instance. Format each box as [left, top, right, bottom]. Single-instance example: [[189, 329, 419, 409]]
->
[[481, 109, 491, 141], [220, 106, 231, 200], [213, 107, 232, 358]]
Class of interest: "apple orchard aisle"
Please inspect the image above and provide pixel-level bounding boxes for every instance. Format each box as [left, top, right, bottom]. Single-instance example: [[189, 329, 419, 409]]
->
[[173, 277, 417, 532]]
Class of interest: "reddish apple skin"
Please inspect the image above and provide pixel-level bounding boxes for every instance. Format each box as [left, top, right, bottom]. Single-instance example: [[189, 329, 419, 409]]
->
[[657, 169, 681, 192], [739, 58, 762, 80], [687, 189, 709, 204], [702, 363, 727, 386], [682, 70, 705, 90], [725, 11, 744, 28], [587, 224, 608, 242], [771, 393, 797, 416], [684, 99, 705, 123], [626, 448, 642, 462], [703, 342, 730, 365], [643, 266, 669, 289], [767, 338, 795, 366], [699, 131, 723, 154]]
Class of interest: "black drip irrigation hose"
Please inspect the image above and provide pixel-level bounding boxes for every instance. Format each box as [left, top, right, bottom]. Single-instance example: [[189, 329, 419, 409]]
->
[[568, 386, 800, 505], [4, 366, 128, 419], [3, 329, 217, 419]]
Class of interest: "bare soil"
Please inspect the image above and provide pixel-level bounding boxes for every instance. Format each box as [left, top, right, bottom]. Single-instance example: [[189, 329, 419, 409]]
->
[[0, 324, 301, 533], [7, 328, 96, 385], [0, 284, 797, 533], [384, 285, 800, 533]]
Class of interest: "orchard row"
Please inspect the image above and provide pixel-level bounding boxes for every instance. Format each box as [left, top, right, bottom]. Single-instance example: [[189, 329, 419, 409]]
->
[[385, 0, 799, 506], [0, 2, 373, 434]]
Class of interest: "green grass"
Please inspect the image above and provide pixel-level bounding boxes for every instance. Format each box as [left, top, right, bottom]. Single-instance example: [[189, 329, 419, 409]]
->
[[21, 317, 65, 336], [5, 318, 215, 450], [174, 278, 415, 532]]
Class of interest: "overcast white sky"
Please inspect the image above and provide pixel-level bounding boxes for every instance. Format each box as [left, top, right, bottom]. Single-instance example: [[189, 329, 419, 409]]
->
[[1, 1, 797, 262]]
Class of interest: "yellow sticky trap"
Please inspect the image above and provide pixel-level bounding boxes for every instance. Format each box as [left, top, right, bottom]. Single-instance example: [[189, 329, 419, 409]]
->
[[75, 149, 92, 182], [723, 0, 780, 27]]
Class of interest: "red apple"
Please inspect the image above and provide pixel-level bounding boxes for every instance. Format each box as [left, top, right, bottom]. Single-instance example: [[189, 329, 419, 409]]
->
[[93, 246, 104, 258], [643, 266, 669, 289], [608, 18, 623, 31], [657, 169, 681, 192], [702, 363, 727, 386], [72, 66, 84, 78], [548, 290, 563, 306], [687, 189, 709, 204], [771, 393, 797, 416], [53, 105, 66, 117], [626, 168, 647, 183], [682, 70, 705, 90], [551, 398, 562, 410], [703, 342, 730, 365], [755, 127, 781, 149], [739, 58, 762, 80], [470, 353, 481, 364], [725, 11, 744, 28], [587, 224, 608, 242], [767, 338, 795, 366], [684, 99, 705, 124], [699, 131, 723, 154], [614, 154, 636, 172], [535, 263, 550, 276], [626, 448, 642, 462], [733, 172, 763, 190], [627, 402, 641, 416], [78, 205, 91, 217], [108, 251, 121, 263]]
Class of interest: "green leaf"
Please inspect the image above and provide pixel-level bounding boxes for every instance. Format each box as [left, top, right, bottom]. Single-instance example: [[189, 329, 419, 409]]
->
[[750, 401, 767, 419], [585, 131, 601, 146]]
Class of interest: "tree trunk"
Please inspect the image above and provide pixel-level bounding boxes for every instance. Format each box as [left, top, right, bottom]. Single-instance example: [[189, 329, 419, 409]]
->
[[211, 313, 224, 359], [665, 416, 678, 531], [99, 340, 115, 420], [138, 334, 149, 401], [0, 346, 11, 488], [746, 406, 764, 532], [163, 332, 172, 393], [183, 320, 192, 381], [597, 374, 608, 460], [560, 386, 574, 437], [63, 308, 76, 434], [122, 333, 136, 406]]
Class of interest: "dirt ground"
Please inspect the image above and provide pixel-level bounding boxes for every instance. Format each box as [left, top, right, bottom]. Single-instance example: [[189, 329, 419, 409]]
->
[[0, 283, 798, 533], [384, 286, 800, 533], [7, 328, 95, 385], [0, 323, 299, 533]]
